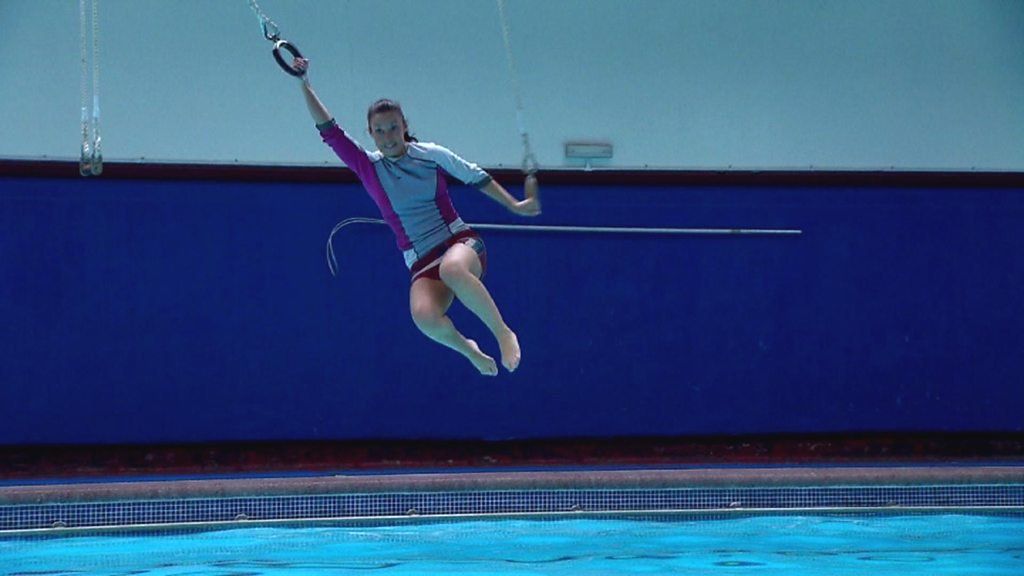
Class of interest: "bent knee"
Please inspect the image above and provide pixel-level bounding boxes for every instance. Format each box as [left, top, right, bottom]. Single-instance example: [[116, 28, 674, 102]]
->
[[410, 301, 444, 327], [438, 260, 473, 286]]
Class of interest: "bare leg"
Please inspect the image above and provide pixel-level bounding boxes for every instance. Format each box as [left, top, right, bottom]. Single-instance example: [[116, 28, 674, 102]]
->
[[409, 276, 498, 376], [438, 244, 521, 372]]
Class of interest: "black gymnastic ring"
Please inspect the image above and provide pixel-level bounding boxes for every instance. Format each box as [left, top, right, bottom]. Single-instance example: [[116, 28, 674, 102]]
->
[[272, 39, 306, 77]]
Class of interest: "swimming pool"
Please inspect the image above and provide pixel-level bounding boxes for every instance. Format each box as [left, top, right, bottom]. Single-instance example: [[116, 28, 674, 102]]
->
[[2, 512, 1022, 575], [1, 466, 1022, 574]]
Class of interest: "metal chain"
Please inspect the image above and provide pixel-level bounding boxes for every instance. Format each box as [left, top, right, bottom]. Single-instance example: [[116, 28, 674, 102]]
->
[[79, 0, 91, 176], [245, 1, 306, 77], [247, 0, 280, 40], [79, 0, 102, 176], [496, 0, 538, 174], [90, 0, 102, 175]]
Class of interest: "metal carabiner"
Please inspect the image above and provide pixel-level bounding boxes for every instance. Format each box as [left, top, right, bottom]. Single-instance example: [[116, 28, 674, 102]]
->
[[521, 152, 539, 176], [520, 132, 539, 175], [260, 18, 280, 42]]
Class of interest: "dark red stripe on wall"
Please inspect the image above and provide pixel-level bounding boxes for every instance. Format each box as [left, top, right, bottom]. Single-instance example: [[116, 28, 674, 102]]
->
[[2, 159, 1022, 188], [2, 433, 1023, 480]]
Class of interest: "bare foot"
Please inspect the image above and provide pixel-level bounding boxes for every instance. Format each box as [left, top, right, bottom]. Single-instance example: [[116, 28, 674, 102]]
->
[[497, 328, 521, 372], [464, 339, 498, 376]]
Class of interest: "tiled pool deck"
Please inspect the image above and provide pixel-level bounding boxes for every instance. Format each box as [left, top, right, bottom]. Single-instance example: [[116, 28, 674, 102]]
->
[[2, 465, 1022, 533]]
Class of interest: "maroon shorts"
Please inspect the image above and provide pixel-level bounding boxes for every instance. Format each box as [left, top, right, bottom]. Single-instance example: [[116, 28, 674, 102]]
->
[[410, 230, 487, 283]]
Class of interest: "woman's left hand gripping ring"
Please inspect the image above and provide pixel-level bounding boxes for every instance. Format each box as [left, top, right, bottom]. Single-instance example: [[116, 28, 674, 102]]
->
[[272, 40, 306, 77]]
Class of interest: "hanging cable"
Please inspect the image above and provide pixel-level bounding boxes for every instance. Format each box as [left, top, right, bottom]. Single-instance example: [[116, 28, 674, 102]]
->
[[496, 0, 538, 175], [326, 218, 389, 277]]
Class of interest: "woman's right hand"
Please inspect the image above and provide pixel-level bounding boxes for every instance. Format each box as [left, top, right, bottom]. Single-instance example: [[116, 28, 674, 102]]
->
[[515, 175, 542, 216]]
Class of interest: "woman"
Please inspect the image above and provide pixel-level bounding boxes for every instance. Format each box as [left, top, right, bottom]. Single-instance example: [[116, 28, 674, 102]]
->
[[295, 58, 541, 376]]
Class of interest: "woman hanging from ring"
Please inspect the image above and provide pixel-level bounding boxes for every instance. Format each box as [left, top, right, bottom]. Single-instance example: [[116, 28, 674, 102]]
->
[[293, 57, 541, 376]]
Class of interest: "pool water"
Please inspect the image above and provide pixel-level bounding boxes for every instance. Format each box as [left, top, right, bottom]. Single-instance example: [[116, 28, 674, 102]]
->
[[1, 513, 1022, 575]]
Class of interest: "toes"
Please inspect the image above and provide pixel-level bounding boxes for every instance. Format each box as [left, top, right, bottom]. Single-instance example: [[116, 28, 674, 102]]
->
[[482, 359, 498, 376], [499, 332, 521, 372]]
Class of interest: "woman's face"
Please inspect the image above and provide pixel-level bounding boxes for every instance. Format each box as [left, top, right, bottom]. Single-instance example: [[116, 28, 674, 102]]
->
[[368, 111, 408, 158]]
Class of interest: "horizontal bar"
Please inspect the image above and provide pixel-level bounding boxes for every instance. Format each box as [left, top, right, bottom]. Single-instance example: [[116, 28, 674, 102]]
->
[[335, 218, 801, 236], [470, 223, 802, 235]]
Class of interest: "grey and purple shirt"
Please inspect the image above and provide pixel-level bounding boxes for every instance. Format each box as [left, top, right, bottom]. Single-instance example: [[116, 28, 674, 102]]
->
[[318, 120, 493, 268]]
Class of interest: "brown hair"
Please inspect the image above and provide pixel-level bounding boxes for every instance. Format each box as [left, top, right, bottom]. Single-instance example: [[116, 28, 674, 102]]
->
[[367, 99, 418, 142]]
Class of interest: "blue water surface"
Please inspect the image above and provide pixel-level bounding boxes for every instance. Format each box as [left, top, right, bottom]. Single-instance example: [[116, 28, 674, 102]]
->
[[2, 513, 1022, 575]]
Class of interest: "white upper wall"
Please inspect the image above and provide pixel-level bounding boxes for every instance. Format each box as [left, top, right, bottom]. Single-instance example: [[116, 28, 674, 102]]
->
[[2, 0, 1022, 170]]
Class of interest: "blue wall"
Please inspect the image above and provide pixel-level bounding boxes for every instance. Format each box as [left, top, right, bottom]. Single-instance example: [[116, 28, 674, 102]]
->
[[2, 175, 1022, 444]]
